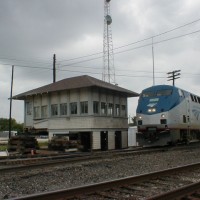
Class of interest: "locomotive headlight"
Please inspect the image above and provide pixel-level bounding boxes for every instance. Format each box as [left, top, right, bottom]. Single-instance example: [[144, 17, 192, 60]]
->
[[138, 116, 142, 119], [148, 108, 156, 112], [161, 114, 165, 118]]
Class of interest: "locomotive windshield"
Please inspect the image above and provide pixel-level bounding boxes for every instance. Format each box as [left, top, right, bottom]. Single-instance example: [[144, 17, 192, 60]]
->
[[156, 89, 172, 96], [142, 91, 155, 97], [142, 89, 172, 98]]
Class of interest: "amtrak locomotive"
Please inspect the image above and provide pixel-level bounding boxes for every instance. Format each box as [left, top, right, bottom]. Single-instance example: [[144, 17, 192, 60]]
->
[[136, 85, 200, 146]]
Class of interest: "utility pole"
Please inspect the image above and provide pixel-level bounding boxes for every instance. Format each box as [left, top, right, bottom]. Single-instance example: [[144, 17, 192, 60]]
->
[[9, 65, 14, 139], [167, 70, 181, 86], [53, 54, 56, 83]]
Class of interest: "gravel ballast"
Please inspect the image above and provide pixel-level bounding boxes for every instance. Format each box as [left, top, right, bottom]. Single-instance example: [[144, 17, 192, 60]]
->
[[1, 148, 200, 199]]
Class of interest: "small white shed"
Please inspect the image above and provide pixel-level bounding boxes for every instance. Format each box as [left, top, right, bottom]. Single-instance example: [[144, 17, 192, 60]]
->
[[128, 126, 137, 147]]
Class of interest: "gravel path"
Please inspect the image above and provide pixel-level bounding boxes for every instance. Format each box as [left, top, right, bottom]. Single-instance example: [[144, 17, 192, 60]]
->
[[1, 148, 200, 199]]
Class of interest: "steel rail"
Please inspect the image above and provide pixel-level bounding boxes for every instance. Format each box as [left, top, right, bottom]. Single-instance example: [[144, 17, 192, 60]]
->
[[0, 147, 168, 173], [0, 154, 103, 173], [147, 181, 200, 200], [9, 162, 200, 200]]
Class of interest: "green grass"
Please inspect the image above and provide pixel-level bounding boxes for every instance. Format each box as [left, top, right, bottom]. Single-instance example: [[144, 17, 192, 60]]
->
[[0, 145, 8, 151], [0, 141, 49, 151], [38, 141, 49, 148]]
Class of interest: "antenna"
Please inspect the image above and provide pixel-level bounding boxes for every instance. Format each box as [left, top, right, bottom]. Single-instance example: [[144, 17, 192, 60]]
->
[[102, 0, 115, 84], [152, 37, 155, 85]]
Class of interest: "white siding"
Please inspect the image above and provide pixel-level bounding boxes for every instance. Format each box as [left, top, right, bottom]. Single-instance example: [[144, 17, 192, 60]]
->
[[33, 95, 41, 106], [92, 90, 99, 101], [70, 89, 79, 102], [100, 93, 106, 102], [108, 131, 115, 150], [120, 97, 127, 105], [92, 131, 100, 150], [60, 91, 68, 103], [25, 98, 34, 127], [107, 94, 113, 103], [121, 130, 128, 148], [51, 92, 59, 104], [114, 96, 120, 104], [80, 88, 89, 101], [42, 94, 48, 105]]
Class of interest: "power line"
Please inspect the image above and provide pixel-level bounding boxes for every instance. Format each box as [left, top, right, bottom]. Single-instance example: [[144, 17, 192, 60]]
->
[[115, 29, 200, 55], [58, 17, 200, 63], [114, 17, 200, 51], [58, 29, 200, 68], [1, 62, 200, 80], [0, 63, 52, 70], [0, 56, 52, 65], [0, 18, 200, 68], [0, 62, 165, 78]]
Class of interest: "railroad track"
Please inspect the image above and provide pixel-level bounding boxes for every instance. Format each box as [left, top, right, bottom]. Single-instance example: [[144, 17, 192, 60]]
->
[[9, 162, 200, 200], [0, 147, 167, 172], [1, 144, 200, 173]]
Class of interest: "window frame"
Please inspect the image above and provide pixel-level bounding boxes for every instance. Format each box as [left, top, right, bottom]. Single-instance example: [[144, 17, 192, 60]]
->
[[26, 102, 32, 115], [70, 102, 77, 115], [115, 104, 120, 116], [60, 103, 68, 116], [51, 104, 58, 116], [101, 102, 107, 115], [41, 105, 48, 118], [93, 101, 99, 114], [34, 106, 40, 118], [80, 101, 88, 114], [107, 103, 113, 116], [121, 105, 126, 117]]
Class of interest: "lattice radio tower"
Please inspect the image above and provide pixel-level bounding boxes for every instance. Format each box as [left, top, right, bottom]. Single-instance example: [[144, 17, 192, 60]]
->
[[102, 0, 115, 84]]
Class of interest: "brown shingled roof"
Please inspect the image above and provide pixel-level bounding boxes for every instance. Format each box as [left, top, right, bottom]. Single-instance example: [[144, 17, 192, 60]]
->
[[13, 75, 139, 100]]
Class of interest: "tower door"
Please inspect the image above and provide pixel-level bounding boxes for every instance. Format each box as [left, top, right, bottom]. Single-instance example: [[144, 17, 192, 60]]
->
[[101, 131, 108, 151], [80, 132, 91, 152], [115, 131, 122, 149]]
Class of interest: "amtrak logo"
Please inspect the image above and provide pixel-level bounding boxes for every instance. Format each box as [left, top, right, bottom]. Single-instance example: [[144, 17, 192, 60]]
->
[[147, 103, 157, 107], [192, 109, 200, 120]]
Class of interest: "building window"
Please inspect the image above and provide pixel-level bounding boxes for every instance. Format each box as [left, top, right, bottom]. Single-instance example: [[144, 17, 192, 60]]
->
[[101, 102, 107, 115], [34, 106, 40, 118], [121, 105, 126, 116], [80, 101, 88, 114], [51, 104, 58, 116], [115, 104, 120, 116], [41, 106, 48, 118], [70, 102, 77, 114], [93, 101, 99, 114], [108, 103, 113, 116], [60, 103, 67, 115], [183, 115, 187, 123], [26, 102, 32, 115]]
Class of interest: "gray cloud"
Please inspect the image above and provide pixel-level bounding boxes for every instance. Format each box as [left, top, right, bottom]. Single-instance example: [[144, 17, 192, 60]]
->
[[1, 0, 200, 122]]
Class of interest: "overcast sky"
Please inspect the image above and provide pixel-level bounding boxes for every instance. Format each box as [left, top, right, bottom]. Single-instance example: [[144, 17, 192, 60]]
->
[[1, 0, 200, 123]]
